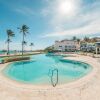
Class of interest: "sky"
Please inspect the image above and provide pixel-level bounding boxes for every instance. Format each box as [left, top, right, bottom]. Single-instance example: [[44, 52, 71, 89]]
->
[[0, 0, 100, 50]]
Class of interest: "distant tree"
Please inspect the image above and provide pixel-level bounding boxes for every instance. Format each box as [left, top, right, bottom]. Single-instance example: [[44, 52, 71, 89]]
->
[[72, 36, 77, 41], [77, 38, 81, 44], [91, 38, 97, 43], [6, 29, 15, 55], [2, 50, 7, 52], [83, 37, 90, 55], [84, 36, 90, 42], [45, 46, 54, 53], [23, 41, 27, 53], [30, 43, 34, 51]]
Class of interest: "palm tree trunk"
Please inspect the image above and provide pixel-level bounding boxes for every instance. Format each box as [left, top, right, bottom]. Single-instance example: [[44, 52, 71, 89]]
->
[[22, 32, 24, 57], [7, 36, 10, 55], [7, 42, 10, 55]]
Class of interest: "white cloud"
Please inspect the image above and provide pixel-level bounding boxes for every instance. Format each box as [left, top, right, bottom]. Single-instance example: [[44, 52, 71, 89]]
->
[[15, 7, 34, 16], [42, 18, 100, 38], [41, 0, 100, 38], [41, 0, 81, 28]]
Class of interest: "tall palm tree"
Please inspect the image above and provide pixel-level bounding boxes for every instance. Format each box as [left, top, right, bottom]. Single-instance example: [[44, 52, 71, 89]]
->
[[6, 30, 15, 55], [18, 25, 29, 57], [30, 43, 34, 52]]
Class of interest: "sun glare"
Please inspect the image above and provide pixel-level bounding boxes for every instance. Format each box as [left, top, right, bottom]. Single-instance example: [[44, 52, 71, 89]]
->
[[57, 0, 75, 16]]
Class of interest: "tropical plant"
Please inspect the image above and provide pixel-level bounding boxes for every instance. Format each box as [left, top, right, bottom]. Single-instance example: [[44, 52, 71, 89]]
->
[[44, 46, 54, 53], [18, 25, 29, 56], [30, 43, 34, 51], [6, 29, 15, 55]]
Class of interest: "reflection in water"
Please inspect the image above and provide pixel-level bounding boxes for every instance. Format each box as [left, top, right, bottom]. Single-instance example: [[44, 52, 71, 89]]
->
[[46, 55, 62, 63], [14, 61, 35, 66], [22, 62, 25, 80]]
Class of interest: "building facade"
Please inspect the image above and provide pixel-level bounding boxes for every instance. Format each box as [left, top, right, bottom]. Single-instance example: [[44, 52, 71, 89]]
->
[[54, 40, 80, 52], [80, 43, 95, 52], [95, 42, 100, 54]]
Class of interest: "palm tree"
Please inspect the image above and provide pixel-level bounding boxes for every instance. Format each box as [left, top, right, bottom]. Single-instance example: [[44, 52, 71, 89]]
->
[[77, 38, 81, 44], [72, 36, 77, 41], [30, 43, 34, 52], [6, 29, 15, 55], [18, 25, 29, 57]]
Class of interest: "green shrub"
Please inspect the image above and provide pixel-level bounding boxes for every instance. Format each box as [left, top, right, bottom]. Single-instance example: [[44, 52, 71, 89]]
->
[[2, 56, 30, 63]]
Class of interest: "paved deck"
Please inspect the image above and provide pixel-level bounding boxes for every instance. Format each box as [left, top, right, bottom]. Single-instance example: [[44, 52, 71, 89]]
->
[[0, 55, 100, 100]]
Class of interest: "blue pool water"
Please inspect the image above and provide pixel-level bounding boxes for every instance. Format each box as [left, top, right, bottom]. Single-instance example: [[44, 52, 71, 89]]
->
[[3, 54, 92, 85]]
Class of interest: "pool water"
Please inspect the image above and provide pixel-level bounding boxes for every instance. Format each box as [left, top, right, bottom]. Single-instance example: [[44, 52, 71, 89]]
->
[[3, 54, 92, 85]]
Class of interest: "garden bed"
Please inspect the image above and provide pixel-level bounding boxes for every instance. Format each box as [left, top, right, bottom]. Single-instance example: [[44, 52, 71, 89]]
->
[[1, 56, 30, 63]]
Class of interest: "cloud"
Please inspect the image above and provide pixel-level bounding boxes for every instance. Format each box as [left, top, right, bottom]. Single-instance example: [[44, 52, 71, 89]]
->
[[41, 0, 100, 38], [15, 7, 34, 16], [42, 18, 100, 37], [41, 0, 81, 28]]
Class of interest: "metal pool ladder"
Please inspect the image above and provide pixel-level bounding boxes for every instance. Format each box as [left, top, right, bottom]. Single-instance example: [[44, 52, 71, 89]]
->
[[49, 68, 58, 87]]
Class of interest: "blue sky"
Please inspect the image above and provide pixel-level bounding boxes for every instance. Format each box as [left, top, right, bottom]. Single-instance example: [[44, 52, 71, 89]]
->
[[0, 0, 100, 50]]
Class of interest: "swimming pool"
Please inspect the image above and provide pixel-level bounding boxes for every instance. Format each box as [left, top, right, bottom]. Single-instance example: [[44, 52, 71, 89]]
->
[[3, 54, 92, 85]]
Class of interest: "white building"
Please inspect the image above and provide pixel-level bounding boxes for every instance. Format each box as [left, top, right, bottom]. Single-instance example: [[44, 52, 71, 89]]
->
[[54, 39, 80, 52], [80, 43, 95, 52], [95, 42, 100, 54]]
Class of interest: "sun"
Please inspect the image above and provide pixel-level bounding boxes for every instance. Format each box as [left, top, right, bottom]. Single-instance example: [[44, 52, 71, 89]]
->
[[57, 0, 75, 16]]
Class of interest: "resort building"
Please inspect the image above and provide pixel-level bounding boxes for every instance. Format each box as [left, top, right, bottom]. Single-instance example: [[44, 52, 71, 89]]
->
[[80, 42, 100, 54], [94, 37, 100, 42], [53, 39, 80, 52], [80, 43, 95, 52], [95, 42, 100, 54]]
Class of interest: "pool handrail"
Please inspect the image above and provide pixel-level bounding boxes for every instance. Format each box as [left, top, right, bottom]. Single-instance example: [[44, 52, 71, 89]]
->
[[51, 68, 58, 87]]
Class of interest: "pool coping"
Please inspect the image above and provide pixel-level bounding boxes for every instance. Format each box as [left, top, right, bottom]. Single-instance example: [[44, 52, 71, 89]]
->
[[0, 54, 98, 91]]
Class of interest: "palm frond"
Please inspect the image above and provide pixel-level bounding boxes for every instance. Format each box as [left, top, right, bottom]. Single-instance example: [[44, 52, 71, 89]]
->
[[23, 41, 27, 45]]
